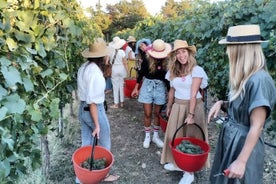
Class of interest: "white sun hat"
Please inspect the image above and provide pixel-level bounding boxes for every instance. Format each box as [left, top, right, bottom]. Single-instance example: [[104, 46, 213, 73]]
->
[[109, 36, 126, 49]]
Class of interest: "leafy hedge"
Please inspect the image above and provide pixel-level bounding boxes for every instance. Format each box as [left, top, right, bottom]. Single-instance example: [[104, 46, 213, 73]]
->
[[133, 0, 276, 103]]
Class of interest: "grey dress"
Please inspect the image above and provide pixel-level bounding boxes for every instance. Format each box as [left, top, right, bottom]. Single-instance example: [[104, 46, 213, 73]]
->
[[210, 70, 276, 184]]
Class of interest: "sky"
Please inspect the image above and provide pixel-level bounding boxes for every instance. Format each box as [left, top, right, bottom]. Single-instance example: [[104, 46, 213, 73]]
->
[[77, 0, 182, 16]]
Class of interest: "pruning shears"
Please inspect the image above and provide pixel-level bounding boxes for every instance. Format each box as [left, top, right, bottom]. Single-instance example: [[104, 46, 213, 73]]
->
[[213, 169, 230, 177]]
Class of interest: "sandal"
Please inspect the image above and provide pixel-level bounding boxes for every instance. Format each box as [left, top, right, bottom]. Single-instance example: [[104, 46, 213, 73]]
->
[[103, 174, 120, 182], [120, 102, 124, 108], [105, 89, 112, 94], [110, 104, 119, 109]]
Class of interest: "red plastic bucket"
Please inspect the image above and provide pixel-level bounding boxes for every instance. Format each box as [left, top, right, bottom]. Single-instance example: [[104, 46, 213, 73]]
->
[[124, 78, 136, 98], [169, 123, 210, 172], [159, 113, 168, 132], [72, 145, 114, 184], [124, 78, 142, 98]]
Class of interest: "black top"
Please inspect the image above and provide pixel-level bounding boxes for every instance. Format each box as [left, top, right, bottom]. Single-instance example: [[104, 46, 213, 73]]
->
[[136, 55, 167, 84]]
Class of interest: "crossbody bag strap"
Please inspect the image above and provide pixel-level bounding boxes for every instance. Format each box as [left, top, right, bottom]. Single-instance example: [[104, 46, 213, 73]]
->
[[111, 49, 118, 65]]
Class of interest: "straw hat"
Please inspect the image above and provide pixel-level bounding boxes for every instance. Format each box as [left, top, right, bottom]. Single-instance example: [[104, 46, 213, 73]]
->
[[127, 36, 136, 43], [109, 36, 126, 49], [147, 39, 172, 59], [82, 38, 109, 58], [171, 40, 196, 54], [219, 24, 268, 44]]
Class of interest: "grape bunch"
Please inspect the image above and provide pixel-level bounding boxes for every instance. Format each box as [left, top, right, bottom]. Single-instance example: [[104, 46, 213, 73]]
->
[[81, 157, 107, 170], [176, 140, 203, 154]]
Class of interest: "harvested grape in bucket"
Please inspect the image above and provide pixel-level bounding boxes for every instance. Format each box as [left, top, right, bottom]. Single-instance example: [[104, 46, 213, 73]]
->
[[81, 157, 107, 170], [176, 140, 204, 154]]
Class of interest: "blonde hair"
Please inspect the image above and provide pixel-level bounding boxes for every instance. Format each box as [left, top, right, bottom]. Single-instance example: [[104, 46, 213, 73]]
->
[[168, 49, 197, 80], [227, 44, 267, 101]]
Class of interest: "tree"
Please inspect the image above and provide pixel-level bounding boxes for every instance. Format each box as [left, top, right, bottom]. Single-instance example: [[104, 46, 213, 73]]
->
[[161, 0, 192, 18], [105, 0, 149, 38], [161, 0, 178, 18], [176, 0, 192, 15], [90, 9, 112, 34]]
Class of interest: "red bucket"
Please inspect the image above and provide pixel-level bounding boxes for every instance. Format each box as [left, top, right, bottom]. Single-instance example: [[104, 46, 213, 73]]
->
[[124, 78, 137, 98], [169, 123, 210, 172], [124, 78, 142, 98], [72, 145, 114, 184], [159, 113, 168, 132]]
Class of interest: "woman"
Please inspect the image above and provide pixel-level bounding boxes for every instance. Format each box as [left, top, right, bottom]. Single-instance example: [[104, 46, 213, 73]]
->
[[127, 35, 136, 55], [208, 25, 276, 184], [77, 38, 119, 182], [125, 36, 137, 77], [160, 40, 208, 184], [109, 36, 128, 108], [131, 39, 171, 149], [124, 35, 136, 60]]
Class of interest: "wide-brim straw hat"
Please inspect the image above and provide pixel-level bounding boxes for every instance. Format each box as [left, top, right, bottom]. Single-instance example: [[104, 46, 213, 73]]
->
[[127, 36, 136, 43], [147, 39, 172, 59], [82, 38, 109, 58], [171, 40, 196, 54], [219, 24, 268, 44], [109, 36, 126, 49]]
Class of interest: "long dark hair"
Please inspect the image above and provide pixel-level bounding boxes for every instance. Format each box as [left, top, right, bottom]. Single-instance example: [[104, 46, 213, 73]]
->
[[137, 41, 149, 61], [128, 42, 136, 52], [87, 57, 105, 72]]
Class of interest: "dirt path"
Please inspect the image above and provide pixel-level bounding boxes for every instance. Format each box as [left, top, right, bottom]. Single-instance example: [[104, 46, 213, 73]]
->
[[48, 92, 275, 184]]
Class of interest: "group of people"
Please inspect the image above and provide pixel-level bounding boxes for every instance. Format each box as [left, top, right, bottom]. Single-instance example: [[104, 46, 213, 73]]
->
[[130, 37, 209, 183], [104, 36, 137, 108], [76, 24, 276, 184]]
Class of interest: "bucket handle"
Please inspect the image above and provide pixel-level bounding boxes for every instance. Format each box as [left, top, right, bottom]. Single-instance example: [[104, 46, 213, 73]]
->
[[171, 122, 206, 147], [89, 135, 98, 171]]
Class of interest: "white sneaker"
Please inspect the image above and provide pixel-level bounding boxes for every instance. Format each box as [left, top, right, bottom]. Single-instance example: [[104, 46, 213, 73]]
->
[[178, 172, 194, 184], [152, 136, 164, 148], [143, 136, 151, 148], [164, 163, 182, 171]]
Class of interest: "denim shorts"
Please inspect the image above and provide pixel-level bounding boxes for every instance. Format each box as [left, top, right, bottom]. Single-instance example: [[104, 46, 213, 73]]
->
[[138, 78, 167, 105]]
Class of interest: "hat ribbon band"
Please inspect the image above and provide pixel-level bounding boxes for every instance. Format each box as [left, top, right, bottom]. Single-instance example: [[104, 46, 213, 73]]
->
[[226, 35, 261, 42], [146, 45, 166, 52]]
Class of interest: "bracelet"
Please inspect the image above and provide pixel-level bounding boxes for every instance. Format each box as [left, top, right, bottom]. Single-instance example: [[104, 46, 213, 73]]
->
[[188, 112, 195, 117]]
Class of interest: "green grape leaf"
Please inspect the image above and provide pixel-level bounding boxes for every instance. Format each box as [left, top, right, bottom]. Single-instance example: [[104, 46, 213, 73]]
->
[[22, 77, 34, 92], [1, 65, 22, 86], [0, 57, 11, 66], [40, 69, 53, 78], [0, 0, 8, 9], [0, 106, 8, 121], [35, 42, 46, 58], [29, 109, 42, 122], [0, 85, 8, 100], [0, 159, 11, 177], [14, 30, 35, 43], [2, 137, 14, 151], [6, 37, 18, 51], [25, 47, 37, 55], [59, 73, 68, 80], [3, 94, 26, 114]]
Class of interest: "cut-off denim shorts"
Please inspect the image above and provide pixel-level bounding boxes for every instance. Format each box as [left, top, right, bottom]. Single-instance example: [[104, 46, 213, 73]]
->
[[138, 78, 167, 105]]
